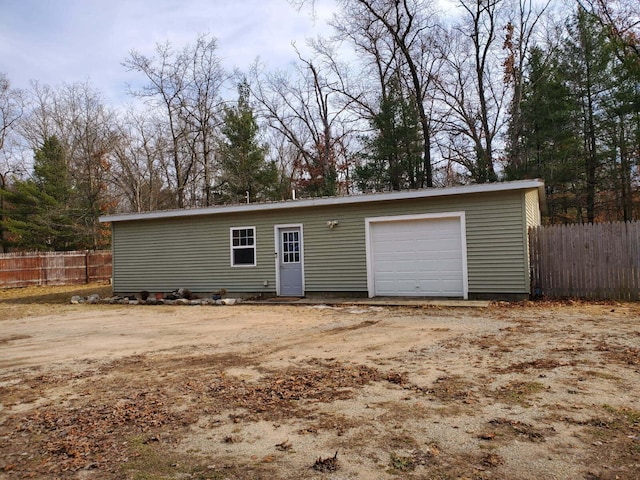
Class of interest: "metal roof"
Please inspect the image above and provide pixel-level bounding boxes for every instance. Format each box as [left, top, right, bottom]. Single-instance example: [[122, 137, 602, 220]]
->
[[99, 179, 545, 223]]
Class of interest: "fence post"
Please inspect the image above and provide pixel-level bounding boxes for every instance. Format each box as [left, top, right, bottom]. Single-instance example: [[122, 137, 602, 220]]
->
[[85, 251, 90, 284]]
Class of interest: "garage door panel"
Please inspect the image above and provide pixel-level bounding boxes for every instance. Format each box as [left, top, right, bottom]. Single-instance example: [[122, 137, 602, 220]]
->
[[419, 279, 444, 292], [391, 240, 417, 253], [439, 258, 463, 270], [375, 260, 397, 272], [370, 216, 465, 297], [394, 260, 419, 271], [376, 280, 402, 293], [415, 259, 436, 270]]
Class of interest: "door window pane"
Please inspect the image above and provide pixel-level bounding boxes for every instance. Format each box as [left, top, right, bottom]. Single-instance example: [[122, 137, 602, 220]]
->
[[282, 231, 300, 263]]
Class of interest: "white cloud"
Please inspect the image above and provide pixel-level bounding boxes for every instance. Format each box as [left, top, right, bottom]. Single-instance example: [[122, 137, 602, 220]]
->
[[0, 0, 336, 105]]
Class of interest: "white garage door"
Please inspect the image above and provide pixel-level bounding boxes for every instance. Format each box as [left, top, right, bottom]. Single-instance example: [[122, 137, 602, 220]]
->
[[369, 216, 466, 297]]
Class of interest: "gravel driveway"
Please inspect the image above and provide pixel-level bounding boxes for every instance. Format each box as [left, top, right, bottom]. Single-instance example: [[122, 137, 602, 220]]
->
[[1, 288, 639, 479]]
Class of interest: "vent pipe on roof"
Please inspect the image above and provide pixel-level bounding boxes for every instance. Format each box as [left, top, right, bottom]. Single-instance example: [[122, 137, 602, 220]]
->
[[245, 191, 250, 204], [292, 189, 296, 200]]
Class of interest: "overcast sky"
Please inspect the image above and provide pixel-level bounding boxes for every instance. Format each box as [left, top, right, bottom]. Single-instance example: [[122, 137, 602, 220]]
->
[[0, 0, 335, 105]]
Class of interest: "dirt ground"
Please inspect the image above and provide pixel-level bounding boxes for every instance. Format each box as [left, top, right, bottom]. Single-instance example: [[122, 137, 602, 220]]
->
[[0, 285, 639, 480]]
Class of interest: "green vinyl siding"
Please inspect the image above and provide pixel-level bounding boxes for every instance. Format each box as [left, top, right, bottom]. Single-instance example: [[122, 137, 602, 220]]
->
[[110, 188, 537, 296], [112, 215, 277, 294], [523, 188, 542, 293], [525, 189, 542, 229]]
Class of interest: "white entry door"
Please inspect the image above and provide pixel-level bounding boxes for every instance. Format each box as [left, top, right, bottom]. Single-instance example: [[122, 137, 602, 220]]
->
[[367, 214, 467, 298], [276, 226, 304, 296]]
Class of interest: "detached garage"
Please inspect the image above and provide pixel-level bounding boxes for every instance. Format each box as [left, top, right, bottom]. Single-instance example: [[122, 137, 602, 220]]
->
[[100, 179, 544, 300]]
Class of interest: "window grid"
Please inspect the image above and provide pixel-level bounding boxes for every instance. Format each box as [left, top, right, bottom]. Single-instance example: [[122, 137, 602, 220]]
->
[[282, 231, 300, 263], [230, 227, 256, 266]]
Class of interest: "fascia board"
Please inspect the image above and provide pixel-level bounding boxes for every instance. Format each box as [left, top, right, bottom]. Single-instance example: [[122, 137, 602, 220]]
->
[[100, 179, 545, 223]]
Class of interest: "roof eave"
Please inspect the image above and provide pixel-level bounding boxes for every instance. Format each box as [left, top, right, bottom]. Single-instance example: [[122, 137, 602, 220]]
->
[[99, 179, 545, 223]]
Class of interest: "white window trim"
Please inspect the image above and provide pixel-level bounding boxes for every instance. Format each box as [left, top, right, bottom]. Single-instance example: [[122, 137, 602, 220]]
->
[[364, 212, 468, 299], [230, 226, 257, 267]]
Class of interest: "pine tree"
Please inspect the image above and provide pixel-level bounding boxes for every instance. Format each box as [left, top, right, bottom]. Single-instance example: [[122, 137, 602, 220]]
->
[[507, 8, 639, 223], [564, 8, 612, 222], [1, 136, 77, 250], [506, 47, 583, 222], [597, 22, 640, 222], [217, 81, 278, 203], [33, 136, 70, 203], [355, 78, 423, 192]]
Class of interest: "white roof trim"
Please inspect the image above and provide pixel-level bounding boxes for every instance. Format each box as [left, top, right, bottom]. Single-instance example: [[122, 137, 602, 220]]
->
[[100, 179, 545, 223]]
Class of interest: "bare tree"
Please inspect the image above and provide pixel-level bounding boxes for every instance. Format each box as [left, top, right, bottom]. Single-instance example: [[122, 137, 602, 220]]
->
[[436, 0, 508, 183], [18, 81, 55, 152], [0, 73, 24, 155], [124, 35, 226, 208], [15, 80, 117, 248], [62, 83, 118, 243], [124, 42, 193, 208], [249, 52, 354, 197], [110, 108, 174, 212], [333, 0, 441, 188], [179, 35, 228, 206]]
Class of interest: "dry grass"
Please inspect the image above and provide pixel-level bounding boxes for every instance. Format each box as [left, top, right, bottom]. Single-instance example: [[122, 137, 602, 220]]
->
[[0, 282, 112, 321]]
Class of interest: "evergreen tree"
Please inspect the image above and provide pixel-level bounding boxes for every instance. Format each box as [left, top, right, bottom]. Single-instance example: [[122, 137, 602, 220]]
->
[[506, 47, 583, 222], [33, 136, 70, 202], [564, 8, 613, 222], [597, 23, 640, 222], [507, 8, 639, 223], [1, 136, 77, 250], [355, 78, 423, 192], [217, 81, 278, 203]]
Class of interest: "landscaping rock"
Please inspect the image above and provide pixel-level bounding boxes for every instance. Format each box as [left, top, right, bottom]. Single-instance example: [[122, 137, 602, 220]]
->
[[86, 294, 101, 304], [70, 291, 237, 307]]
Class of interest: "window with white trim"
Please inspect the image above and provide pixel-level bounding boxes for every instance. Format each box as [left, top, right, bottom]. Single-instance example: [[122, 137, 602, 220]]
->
[[230, 227, 256, 266]]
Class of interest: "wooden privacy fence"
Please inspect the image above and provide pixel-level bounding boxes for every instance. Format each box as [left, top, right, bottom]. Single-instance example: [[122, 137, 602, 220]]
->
[[529, 221, 640, 300], [0, 250, 112, 288]]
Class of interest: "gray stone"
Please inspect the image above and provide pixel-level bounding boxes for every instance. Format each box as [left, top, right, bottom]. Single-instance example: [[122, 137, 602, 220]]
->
[[86, 294, 101, 304]]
